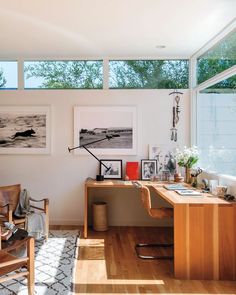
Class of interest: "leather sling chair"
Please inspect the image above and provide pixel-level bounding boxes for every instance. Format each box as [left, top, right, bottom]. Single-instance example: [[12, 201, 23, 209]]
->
[[0, 184, 49, 241], [0, 225, 35, 295], [133, 182, 173, 259]]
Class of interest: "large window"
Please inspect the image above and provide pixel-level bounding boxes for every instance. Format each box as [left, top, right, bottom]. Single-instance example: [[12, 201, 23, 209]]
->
[[24, 60, 103, 89], [196, 75, 236, 176], [109, 60, 189, 89], [0, 61, 18, 89], [197, 29, 236, 84]]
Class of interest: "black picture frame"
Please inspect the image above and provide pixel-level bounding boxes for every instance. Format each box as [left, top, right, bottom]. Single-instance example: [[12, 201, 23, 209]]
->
[[141, 159, 157, 180], [100, 159, 123, 179]]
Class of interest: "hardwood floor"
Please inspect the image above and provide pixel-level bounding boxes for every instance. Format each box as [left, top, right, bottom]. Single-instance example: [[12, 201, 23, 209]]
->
[[73, 226, 236, 294]]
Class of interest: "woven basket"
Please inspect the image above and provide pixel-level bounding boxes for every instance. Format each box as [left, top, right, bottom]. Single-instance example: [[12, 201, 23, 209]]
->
[[92, 202, 108, 231]]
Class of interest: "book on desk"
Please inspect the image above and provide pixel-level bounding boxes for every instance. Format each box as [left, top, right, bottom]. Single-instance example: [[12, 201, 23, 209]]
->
[[163, 184, 187, 190], [175, 189, 202, 196]]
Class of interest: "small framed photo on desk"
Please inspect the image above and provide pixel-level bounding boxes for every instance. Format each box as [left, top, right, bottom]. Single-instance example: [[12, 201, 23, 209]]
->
[[100, 159, 123, 179], [141, 159, 157, 180]]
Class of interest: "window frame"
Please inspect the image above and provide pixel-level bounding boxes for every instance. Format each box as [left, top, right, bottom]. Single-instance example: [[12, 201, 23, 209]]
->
[[23, 59, 104, 90], [0, 60, 18, 90], [190, 19, 236, 180], [108, 59, 189, 89]]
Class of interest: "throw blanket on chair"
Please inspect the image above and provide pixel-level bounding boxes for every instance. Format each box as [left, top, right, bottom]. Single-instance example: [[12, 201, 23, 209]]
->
[[14, 189, 32, 218], [25, 211, 47, 240], [14, 189, 47, 240]]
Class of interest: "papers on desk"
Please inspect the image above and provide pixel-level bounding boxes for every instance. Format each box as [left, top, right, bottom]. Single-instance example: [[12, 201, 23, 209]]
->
[[164, 184, 187, 190], [175, 189, 202, 196]]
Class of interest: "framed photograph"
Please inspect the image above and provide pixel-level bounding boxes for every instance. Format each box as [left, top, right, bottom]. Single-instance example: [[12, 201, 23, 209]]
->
[[0, 106, 51, 154], [141, 159, 157, 180], [73, 106, 137, 155], [100, 159, 123, 179], [149, 144, 176, 175]]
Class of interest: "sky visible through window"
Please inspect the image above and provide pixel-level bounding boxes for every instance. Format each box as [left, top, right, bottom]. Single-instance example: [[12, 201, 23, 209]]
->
[[0, 61, 17, 89]]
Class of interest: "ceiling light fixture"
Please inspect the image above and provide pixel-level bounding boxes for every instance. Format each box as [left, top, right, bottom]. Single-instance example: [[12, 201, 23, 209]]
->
[[155, 45, 166, 49]]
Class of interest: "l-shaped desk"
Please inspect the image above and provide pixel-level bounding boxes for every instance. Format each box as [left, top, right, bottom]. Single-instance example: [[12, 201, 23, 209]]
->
[[84, 180, 236, 280]]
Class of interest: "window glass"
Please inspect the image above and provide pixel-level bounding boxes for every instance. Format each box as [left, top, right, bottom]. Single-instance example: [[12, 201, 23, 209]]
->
[[197, 29, 236, 84], [0, 61, 18, 89], [197, 75, 236, 176], [109, 60, 189, 89], [24, 60, 103, 89]]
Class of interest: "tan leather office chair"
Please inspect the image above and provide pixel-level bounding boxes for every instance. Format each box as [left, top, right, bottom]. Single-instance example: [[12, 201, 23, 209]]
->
[[0, 184, 49, 241], [0, 226, 35, 295], [133, 182, 173, 259]]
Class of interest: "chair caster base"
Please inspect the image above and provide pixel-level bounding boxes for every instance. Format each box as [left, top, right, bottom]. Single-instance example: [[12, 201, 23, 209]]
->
[[135, 243, 174, 260]]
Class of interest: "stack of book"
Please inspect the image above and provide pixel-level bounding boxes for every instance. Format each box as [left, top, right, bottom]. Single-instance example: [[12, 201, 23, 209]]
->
[[174, 190, 202, 196], [164, 184, 187, 190], [163, 184, 202, 196]]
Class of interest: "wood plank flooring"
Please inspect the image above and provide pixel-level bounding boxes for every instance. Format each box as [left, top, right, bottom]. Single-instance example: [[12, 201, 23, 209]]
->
[[73, 226, 236, 294]]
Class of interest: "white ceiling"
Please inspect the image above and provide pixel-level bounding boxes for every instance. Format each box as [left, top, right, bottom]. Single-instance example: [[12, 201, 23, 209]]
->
[[0, 0, 235, 59]]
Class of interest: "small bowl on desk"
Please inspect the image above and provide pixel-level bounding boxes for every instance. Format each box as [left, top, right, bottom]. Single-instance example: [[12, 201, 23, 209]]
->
[[174, 174, 184, 183]]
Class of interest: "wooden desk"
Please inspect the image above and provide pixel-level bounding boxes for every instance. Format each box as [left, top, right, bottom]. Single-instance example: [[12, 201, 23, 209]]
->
[[152, 185, 236, 280], [84, 180, 236, 280], [84, 180, 137, 239]]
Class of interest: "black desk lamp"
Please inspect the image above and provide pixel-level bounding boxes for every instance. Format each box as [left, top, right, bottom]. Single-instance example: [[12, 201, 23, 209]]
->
[[68, 134, 118, 181]]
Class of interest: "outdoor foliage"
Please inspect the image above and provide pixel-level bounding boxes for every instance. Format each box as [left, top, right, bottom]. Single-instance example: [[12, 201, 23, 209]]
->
[[0, 69, 6, 88], [24, 61, 103, 89], [109, 60, 189, 89], [197, 58, 236, 85], [201, 74, 236, 93], [23, 59, 189, 89], [197, 29, 236, 86]]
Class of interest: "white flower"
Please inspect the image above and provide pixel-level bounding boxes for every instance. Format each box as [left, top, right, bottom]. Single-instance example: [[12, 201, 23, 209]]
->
[[175, 146, 200, 168]]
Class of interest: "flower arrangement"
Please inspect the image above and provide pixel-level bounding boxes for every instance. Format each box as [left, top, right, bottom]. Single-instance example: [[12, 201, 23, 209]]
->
[[175, 146, 200, 168]]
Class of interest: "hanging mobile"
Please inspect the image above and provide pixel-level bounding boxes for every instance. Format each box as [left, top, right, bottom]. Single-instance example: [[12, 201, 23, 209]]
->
[[169, 90, 183, 142], [175, 95, 180, 125], [170, 92, 177, 141]]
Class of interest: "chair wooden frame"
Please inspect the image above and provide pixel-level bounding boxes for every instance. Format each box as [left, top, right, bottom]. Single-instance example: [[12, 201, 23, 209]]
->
[[0, 226, 35, 295], [0, 184, 49, 241], [133, 182, 174, 259]]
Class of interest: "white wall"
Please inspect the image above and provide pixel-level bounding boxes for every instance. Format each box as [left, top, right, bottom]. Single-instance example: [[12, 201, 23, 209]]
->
[[0, 89, 190, 225]]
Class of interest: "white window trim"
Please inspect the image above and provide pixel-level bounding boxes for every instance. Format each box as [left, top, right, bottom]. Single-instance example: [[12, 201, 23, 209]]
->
[[190, 20, 236, 181]]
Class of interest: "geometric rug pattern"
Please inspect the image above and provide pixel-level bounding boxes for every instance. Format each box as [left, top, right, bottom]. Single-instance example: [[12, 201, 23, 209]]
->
[[0, 230, 80, 295]]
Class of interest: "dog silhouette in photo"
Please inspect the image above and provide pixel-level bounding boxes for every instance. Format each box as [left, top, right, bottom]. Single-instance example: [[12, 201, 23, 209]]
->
[[12, 128, 36, 139]]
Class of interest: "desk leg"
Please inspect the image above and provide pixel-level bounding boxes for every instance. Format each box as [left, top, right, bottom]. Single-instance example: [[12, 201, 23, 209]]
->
[[174, 204, 189, 279], [84, 185, 88, 238]]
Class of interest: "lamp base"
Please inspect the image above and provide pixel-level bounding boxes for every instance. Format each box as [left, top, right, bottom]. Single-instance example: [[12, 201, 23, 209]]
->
[[96, 175, 104, 181]]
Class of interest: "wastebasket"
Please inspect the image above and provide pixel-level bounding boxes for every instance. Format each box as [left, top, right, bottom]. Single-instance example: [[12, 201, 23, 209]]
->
[[92, 201, 108, 231]]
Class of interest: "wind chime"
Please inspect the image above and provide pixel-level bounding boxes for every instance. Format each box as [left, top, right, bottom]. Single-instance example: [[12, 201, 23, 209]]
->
[[169, 90, 183, 142]]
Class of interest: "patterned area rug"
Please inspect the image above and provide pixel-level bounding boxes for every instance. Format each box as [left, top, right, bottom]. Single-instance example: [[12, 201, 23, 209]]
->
[[0, 230, 80, 295]]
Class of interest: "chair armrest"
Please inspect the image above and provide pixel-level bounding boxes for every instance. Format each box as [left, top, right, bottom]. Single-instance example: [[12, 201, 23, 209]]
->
[[0, 255, 29, 268], [0, 203, 10, 208], [0, 203, 13, 223], [3, 236, 33, 253], [29, 197, 49, 204], [0, 203, 13, 210], [29, 197, 49, 213]]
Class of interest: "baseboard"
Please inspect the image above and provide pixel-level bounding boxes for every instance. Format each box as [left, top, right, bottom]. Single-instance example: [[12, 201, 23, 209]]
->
[[50, 218, 172, 227], [50, 219, 83, 226]]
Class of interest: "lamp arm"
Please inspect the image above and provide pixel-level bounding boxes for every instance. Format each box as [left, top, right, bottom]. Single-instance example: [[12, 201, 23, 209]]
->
[[68, 136, 112, 152], [82, 146, 110, 171], [68, 136, 113, 172]]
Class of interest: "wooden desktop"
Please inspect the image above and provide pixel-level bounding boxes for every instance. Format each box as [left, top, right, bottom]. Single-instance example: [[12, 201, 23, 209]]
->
[[84, 179, 236, 280]]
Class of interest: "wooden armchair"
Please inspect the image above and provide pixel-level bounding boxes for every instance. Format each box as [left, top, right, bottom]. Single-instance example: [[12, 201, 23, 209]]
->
[[0, 184, 49, 240], [0, 226, 35, 295]]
